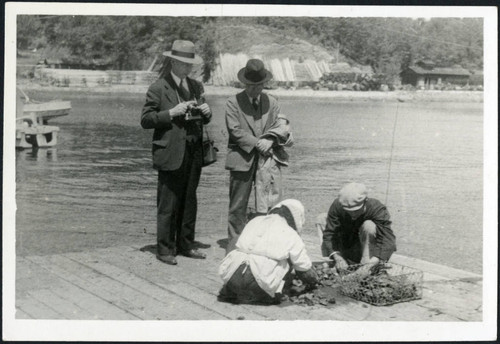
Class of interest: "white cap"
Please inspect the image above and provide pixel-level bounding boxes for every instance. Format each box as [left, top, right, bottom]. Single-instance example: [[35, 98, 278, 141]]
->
[[339, 183, 368, 211]]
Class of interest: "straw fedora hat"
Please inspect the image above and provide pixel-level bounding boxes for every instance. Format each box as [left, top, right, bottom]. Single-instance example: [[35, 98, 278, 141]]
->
[[237, 59, 273, 85], [162, 40, 203, 64]]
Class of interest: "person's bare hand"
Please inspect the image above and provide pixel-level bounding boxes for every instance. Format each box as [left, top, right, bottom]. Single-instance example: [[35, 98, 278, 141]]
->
[[197, 103, 211, 115], [170, 102, 192, 118], [332, 253, 348, 272], [256, 138, 274, 155]]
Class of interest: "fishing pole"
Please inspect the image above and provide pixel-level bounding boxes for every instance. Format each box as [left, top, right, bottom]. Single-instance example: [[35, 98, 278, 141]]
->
[[385, 102, 400, 206]]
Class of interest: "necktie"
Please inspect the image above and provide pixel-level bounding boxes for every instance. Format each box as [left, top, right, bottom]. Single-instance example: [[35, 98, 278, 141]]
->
[[252, 98, 259, 111], [178, 79, 191, 101]]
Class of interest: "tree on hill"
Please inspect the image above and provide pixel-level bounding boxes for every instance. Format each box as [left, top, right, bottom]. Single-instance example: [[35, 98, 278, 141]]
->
[[17, 15, 483, 81]]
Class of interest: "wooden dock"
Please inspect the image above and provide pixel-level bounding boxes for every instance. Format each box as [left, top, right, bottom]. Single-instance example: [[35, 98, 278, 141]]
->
[[15, 234, 482, 321]]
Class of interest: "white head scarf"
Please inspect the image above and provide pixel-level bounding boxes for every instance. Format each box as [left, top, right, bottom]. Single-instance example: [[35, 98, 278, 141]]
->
[[271, 199, 305, 234]]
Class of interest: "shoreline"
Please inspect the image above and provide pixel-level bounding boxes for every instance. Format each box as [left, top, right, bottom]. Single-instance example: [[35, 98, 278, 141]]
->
[[17, 81, 484, 103]]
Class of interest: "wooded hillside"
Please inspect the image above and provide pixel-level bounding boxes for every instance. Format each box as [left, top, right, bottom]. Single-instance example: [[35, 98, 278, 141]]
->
[[17, 15, 483, 82]]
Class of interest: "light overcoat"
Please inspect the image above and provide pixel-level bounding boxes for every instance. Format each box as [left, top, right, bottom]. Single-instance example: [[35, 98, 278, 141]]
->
[[225, 91, 281, 172]]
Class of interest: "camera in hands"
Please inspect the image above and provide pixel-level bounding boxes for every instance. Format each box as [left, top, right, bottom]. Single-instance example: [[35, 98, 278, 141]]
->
[[185, 102, 203, 121]]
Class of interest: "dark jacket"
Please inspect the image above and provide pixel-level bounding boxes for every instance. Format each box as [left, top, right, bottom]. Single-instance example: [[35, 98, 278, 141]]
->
[[141, 75, 211, 171], [322, 198, 396, 261]]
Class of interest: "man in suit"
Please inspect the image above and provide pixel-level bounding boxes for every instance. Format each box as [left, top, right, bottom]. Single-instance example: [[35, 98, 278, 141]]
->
[[225, 59, 285, 249], [141, 40, 212, 265]]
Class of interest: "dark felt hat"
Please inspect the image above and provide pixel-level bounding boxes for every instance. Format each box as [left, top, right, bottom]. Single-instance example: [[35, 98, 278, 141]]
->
[[237, 59, 273, 85]]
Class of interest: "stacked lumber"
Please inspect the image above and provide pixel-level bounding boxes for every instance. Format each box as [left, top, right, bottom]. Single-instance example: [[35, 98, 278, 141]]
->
[[211, 53, 332, 86], [35, 68, 158, 87]]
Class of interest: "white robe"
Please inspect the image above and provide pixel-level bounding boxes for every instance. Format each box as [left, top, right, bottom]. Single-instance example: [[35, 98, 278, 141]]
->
[[218, 214, 312, 297]]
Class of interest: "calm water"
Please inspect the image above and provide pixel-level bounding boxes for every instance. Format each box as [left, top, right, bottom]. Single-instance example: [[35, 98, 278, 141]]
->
[[15, 90, 483, 274]]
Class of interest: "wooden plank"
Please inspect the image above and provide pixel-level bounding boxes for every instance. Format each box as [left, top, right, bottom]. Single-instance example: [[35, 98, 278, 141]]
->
[[54, 253, 226, 320], [341, 296, 462, 321], [16, 295, 64, 319], [414, 285, 482, 321], [390, 254, 481, 280], [63, 252, 231, 320], [15, 308, 33, 319], [16, 256, 64, 299], [25, 255, 148, 320], [18, 241, 481, 322], [18, 257, 139, 320], [425, 280, 482, 304], [98, 245, 448, 321], [72, 246, 269, 320], [48, 279, 128, 320], [97, 245, 325, 320], [108, 244, 469, 321], [159, 281, 266, 320], [27, 288, 95, 320]]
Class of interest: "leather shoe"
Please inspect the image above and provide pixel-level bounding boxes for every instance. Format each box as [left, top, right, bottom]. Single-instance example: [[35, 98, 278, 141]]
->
[[179, 249, 206, 259], [156, 254, 177, 265], [192, 241, 211, 249]]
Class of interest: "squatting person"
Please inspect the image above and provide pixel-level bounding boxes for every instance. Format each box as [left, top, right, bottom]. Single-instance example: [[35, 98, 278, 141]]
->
[[218, 199, 318, 305], [141, 40, 212, 266], [225, 58, 293, 248], [317, 182, 396, 271]]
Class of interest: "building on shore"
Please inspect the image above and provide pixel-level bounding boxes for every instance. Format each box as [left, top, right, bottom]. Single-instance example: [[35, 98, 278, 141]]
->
[[400, 60, 471, 89]]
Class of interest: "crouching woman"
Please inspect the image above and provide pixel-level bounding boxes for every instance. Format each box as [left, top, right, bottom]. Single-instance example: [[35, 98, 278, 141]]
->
[[217, 199, 318, 305]]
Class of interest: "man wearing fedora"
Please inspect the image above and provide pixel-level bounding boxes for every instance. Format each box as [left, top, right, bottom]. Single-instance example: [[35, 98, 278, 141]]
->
[[141, 40, 212, 265], [224, 58, 287, 248], [317, 182, 397, 272]]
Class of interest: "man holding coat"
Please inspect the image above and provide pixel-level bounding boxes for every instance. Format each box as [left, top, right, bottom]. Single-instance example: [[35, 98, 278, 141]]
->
[[224, 59, 292, 248]]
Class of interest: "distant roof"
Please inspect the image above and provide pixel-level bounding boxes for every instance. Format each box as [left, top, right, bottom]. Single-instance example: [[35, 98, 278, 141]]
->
[[328, 62, 373, 74], [405, 65, 471, 76]]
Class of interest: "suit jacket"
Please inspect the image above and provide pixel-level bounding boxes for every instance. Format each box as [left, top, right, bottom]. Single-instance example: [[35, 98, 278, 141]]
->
[[141, 74, 211, 171], [225, 91, 281, 172]]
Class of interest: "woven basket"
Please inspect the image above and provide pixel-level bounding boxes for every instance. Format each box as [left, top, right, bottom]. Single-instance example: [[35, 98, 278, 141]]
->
[[338, 262, 423, 306]]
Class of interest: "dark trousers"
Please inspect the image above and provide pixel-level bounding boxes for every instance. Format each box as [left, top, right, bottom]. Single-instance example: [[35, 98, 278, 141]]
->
[[157, 141, 202, 256], [227, 160, 258, 242], [218, 263, 281, 305]]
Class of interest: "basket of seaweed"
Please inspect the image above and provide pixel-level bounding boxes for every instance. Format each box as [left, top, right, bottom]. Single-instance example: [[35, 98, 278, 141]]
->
[[338, 262, 423, 306]]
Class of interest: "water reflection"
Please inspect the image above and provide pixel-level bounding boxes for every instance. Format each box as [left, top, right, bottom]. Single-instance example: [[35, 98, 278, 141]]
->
[[14, 91, 484, 274], [16, 147, 58, 162]]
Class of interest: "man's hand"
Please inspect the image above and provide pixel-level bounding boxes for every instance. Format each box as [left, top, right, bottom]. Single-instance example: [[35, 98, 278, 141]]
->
[[255, 138, 274, 155], [197, 103, 211, 116], [169, 101, 196, 118], [331, 252, 348, 272]]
